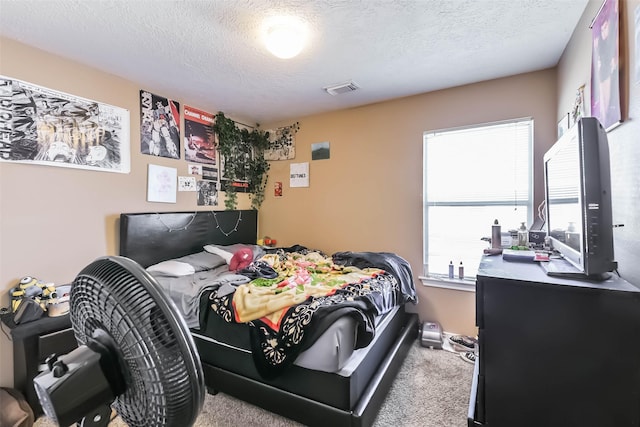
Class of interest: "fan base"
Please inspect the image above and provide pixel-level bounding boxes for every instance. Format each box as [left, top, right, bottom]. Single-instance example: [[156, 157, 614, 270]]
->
[[77, 405, 112, 427]]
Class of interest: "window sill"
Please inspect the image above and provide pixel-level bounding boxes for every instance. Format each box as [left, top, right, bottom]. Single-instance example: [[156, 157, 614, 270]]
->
[[419, 275, 476, 292]]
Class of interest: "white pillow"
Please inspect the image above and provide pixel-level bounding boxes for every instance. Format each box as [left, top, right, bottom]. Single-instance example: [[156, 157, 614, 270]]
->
[[203, 245, 234, 264], [147, 260, 195, 276], [175, 251, 226, 271]]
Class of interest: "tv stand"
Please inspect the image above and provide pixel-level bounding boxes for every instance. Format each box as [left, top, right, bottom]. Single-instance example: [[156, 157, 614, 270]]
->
[[539, 257, 612, 282], [468, 255, 640, 427]]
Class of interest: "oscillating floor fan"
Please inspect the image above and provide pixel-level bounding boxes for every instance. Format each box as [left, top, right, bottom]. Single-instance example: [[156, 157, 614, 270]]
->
[[33, 256, 205, 427]]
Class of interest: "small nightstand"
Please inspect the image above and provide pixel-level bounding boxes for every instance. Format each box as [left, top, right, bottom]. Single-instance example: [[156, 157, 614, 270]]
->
[[1, 312, 77, 416]]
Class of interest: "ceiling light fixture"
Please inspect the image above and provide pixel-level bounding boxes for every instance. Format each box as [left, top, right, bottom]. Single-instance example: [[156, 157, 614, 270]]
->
[[262, 16, 308, 59]]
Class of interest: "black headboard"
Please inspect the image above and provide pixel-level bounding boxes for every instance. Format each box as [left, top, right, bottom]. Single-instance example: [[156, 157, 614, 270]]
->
[[119, 210, 258, 268]]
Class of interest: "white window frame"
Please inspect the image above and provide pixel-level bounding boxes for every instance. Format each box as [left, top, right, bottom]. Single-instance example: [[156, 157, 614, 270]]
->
[[420, 118, 534, 290]]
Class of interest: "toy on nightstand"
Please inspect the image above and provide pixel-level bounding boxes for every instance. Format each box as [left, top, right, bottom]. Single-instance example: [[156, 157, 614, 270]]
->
[[9, 276, 57, 312]]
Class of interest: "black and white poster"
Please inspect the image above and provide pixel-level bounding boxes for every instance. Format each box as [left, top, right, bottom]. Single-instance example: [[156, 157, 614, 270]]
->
[[197, 180, 218, 206], [202, 165, 218, 182], [140, 90, 181, 159], [264, 125, 296, 160], [0, 75, 130, 173]]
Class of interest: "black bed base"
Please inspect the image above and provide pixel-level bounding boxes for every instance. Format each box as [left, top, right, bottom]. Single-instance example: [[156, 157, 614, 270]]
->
[[202, 313, 419, 427], [195, 305, 409, 410]]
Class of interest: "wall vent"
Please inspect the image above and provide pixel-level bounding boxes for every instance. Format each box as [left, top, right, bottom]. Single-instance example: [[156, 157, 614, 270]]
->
[[323, 81, 359, 96]]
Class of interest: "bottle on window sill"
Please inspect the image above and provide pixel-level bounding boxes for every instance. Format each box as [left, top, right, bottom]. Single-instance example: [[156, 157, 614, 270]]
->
[[518, 222, 529, 247], [491, 219, 502, 249], [458, 262, 464, 279], [448, 261, 454, 279]]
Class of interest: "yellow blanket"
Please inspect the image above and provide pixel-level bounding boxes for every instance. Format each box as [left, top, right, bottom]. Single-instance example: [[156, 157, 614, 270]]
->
[[231, 251, 383, 329]]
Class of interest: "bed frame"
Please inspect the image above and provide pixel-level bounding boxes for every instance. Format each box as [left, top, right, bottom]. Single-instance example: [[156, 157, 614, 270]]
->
[[119, 210, 418, 427]]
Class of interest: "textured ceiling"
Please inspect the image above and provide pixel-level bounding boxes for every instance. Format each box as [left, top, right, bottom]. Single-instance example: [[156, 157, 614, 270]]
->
[[0, 0, 589, 124]]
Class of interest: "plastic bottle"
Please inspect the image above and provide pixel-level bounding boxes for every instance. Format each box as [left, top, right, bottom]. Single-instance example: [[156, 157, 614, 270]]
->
[[518, 222, 529, 248], [458, 262, 464, 279], [491, 219, 502, 249], [448, 261, 454, 279]]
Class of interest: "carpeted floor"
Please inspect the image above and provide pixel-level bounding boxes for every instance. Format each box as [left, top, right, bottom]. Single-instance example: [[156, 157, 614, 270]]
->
[[34, 340, 474, 427]]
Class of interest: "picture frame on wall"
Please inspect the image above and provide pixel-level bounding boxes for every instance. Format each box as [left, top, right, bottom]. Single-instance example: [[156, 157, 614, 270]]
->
[[311, 141, 330, 160], [557, 113, 570, 139], [147, 164, 177, 203], [590, 0, 622, 131]]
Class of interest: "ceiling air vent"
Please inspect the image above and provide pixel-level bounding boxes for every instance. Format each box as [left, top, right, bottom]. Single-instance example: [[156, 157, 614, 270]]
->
[[323, 81, 359, 96]]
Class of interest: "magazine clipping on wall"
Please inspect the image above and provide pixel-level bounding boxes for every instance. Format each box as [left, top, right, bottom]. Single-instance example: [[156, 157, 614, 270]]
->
[[274, 181, 283, 197], [590, 0, 621, 131], [184, 105, 216, 164], [188, 163, 203, 175], [197, 180, 218, 206], [202, 165, 218, 182], [290, 162, 309, 188], [178, 176, 197, 192], [0, 75, 130, 173], [139, 90, 181, 159]]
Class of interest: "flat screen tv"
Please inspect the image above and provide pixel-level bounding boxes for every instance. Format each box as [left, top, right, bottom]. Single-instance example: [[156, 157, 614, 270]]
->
[[542, 117, 617, 280]]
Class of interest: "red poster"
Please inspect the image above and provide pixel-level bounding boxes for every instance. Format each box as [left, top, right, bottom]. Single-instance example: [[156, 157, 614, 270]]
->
[[184, 105, 216, 164]]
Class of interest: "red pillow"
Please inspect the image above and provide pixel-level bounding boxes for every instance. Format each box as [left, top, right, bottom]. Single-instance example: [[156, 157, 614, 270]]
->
[[229, 247, 253, 271]]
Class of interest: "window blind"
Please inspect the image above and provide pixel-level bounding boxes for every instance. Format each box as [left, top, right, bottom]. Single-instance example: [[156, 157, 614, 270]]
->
[[423, 118, 533, 278]]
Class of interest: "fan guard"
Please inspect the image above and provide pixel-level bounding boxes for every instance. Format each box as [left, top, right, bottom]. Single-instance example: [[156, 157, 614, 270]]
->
[[35, 256, 204, 427]]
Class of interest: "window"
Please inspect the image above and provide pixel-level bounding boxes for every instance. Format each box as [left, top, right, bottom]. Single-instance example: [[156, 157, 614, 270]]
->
[[423, 118, 533, 280]]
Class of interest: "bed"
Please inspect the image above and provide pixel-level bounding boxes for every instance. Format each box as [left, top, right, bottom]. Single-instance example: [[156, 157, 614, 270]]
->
[[119, 210, 419, 427]]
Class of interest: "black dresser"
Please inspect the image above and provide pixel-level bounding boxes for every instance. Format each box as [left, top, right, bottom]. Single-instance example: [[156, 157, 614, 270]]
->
[[468, 255, 640, 427]]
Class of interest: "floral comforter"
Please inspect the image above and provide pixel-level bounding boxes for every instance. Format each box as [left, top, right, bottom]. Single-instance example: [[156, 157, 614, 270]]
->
[[209, 247, 416, 378]]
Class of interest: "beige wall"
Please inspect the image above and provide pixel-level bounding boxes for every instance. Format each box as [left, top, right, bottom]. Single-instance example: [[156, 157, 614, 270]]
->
[[557, 0, 640, 284], [0, 37, 253, 386], [261, 70, 558, 338]]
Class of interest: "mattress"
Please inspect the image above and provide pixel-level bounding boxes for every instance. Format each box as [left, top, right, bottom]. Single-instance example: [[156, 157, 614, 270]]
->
[[196, 293, 394, 373], [193, 305, 409, 411], [145, 245, 416, 383]]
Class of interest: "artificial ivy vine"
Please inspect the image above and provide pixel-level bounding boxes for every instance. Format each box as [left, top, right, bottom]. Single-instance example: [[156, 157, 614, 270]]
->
[[213, 111, 300, 210], [213, 112, 242, 210], [241, 126, 271, 210], [213, 111, 272, 210]]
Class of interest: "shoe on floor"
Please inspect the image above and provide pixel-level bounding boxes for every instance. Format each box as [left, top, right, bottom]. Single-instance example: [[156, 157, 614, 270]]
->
[[449, 334, 477, 351], [460, 351, 477, 364]]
